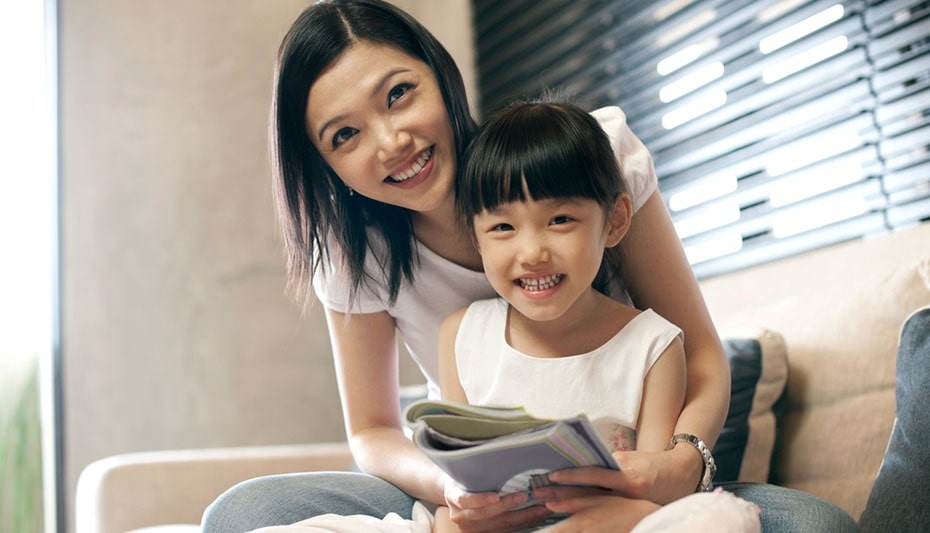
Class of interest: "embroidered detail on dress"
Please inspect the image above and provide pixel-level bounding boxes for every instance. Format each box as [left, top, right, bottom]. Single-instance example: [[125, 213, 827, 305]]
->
[[608, 424, 636, 452]]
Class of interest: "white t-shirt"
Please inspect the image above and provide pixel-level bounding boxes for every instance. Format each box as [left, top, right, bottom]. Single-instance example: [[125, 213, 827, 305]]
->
[[313, 106, 659, 398]]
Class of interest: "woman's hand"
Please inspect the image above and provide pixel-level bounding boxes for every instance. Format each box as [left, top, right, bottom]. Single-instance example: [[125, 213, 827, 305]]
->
[[442, 478, 552, 532], [531, 485, 659, 533], [545, 446, 702, 505]]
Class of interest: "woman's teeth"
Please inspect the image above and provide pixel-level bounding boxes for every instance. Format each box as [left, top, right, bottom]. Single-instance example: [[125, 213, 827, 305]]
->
[[389, 147, 433, 182], [518, 274, 563, 291]]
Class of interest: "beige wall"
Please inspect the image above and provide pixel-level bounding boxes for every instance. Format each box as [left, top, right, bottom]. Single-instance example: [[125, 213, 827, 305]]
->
[[59, 1, 475, 531]]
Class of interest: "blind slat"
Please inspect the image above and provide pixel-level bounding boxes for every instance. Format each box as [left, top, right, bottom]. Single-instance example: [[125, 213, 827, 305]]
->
[[474, 0, 930, 278]]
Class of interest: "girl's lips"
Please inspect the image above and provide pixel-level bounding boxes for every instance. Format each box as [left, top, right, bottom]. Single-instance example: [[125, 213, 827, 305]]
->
[[516, 274, 564, 292], [385, 146, 434, 186]]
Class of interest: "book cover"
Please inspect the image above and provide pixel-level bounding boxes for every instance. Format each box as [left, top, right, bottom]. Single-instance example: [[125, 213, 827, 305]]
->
[[404, 399, 620, 496]]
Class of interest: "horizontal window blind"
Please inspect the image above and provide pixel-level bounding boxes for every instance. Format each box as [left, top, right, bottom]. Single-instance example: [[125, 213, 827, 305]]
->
[[473, 0, 930, 279]]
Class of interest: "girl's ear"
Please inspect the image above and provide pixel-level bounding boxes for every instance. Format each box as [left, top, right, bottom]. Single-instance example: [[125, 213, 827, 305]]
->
[[605, 193, 632, 248]]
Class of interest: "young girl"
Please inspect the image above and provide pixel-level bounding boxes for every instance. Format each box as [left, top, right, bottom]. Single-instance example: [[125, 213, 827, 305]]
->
[[202, 1, 857, 531], [432, 98, 685, 531], [429, 99, 760, 532]]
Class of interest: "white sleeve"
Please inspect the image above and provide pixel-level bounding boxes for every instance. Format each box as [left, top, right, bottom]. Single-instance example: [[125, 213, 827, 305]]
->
[[311, 242, 389, 315], [591, 106, 659, 213]]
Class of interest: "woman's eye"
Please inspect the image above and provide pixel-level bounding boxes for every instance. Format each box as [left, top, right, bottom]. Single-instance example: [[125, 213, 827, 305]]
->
[[550, 215, 572, 225], [332, 127, 358, 148], [388, 83, 413, 106]]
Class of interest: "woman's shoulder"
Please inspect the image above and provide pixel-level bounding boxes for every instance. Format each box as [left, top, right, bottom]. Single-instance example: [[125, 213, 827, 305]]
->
[[589, 105, 657, 213], [590, 105, 627, 127]]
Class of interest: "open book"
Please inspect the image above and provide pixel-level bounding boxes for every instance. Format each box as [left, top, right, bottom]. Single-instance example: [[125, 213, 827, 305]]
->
[[404, 399, 620, 497]]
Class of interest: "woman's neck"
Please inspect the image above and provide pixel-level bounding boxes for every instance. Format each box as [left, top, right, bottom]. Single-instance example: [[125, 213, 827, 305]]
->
[[412, 196, 483, 271]]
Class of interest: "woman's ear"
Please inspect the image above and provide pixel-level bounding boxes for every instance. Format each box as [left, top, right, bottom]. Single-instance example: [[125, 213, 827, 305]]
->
[[605, 193, 632, 248]]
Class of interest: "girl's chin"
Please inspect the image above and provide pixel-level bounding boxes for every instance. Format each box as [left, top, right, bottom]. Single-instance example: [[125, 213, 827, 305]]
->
[[510, 304, 567, 324]]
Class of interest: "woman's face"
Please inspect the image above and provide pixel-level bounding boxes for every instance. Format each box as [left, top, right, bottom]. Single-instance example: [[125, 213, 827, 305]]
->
[[305, 42, 456, 214]]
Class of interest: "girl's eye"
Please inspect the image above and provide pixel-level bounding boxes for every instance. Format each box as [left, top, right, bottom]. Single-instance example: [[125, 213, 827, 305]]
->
[[492, 223, 514, 232], [550, 215, 572, 225], [332, 126, 358, 148], [388, 83, 413, 107]]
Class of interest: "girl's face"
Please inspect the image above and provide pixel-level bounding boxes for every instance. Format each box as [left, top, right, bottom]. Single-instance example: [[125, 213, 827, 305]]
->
[[305, 42, 456, 214], [473, 195, 627, 323]]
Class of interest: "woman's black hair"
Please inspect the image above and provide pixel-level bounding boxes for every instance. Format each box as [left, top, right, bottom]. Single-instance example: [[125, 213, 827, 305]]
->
[[271, 0, 476, 306], [458, 99, 628, 294]]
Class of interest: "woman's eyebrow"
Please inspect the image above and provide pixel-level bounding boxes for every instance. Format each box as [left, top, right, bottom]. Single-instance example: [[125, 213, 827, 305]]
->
[[315, 67, 412, 143], [316, 114, 348, 143]]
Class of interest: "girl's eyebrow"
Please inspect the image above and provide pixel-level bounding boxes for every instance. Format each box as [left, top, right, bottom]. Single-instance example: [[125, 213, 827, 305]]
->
[[315, 67, 412, 143]]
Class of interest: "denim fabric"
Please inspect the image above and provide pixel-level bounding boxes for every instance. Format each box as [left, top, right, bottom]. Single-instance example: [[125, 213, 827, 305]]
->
[[200, 472, 415, 533], [200, 473, 857, 532], [720, 482, 857, 532], [859, 306, 930, 532]]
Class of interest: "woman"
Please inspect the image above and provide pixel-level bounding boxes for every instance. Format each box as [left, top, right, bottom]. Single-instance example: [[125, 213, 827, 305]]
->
[[202, 1, 857, 531]]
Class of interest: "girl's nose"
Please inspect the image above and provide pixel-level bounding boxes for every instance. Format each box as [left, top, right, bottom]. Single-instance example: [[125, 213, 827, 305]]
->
[[518, 234, 550, 265]]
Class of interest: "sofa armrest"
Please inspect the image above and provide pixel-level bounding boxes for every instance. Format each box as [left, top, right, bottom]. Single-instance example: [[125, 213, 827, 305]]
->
[[75, 442, 353, 533]]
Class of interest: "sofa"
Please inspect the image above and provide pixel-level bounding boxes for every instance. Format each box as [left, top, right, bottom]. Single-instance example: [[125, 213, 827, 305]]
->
[[75, 221, 930, 533]]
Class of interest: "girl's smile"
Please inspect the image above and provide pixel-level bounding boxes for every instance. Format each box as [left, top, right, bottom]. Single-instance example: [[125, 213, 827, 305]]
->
[[475, 197, 622, 323], [516, 273, 565, 295]]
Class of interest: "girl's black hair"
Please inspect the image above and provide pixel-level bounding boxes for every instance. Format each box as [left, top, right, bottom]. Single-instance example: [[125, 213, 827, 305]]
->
[[271, 0, 476, 306], [458, 99, 628, 294]]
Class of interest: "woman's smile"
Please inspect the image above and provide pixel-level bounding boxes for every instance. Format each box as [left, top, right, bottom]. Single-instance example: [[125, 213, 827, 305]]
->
[[386, 146, 434, 187], [305, 42, 455, 213]]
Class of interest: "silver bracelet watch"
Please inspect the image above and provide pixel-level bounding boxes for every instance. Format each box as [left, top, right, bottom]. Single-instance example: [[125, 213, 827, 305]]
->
[[666, 433, 717, 492]]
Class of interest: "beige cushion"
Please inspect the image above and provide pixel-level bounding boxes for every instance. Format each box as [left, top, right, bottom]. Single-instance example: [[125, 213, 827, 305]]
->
[[699, 223, 930, 520]]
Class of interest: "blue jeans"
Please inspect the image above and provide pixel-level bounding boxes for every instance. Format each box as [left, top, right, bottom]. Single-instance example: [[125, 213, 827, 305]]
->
[[859, 306, 930, 531], [201, 472, 416, 532], [201, 474, 856, 532]]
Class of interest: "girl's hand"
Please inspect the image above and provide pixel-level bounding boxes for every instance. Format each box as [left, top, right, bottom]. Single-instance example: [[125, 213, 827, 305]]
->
[[533, 486, 659, 533], [443, 478, 552, 532], [546, 447, 701, 504]]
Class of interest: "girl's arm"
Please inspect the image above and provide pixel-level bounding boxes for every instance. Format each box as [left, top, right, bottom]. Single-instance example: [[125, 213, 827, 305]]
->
[[621, 190, 730, 500], [536, 338, 686, 532], [635, 338, 687, 452]]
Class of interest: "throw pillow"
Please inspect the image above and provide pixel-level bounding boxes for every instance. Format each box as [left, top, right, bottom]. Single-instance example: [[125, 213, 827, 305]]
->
[[712, 329, 788, 484]]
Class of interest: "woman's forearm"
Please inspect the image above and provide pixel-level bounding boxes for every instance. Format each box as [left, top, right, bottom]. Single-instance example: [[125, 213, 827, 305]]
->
[[350, 426, 448, 504], [676, 343, 730, 447], [325, 307, 449, 505]]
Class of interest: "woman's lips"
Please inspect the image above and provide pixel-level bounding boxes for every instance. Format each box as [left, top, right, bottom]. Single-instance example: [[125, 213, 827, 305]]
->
[[386, 146, 434, 183]]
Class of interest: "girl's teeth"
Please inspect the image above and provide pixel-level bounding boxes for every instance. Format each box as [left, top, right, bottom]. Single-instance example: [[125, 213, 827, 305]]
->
[[390, 147, 433, 182], [519, 274, 562, 291]]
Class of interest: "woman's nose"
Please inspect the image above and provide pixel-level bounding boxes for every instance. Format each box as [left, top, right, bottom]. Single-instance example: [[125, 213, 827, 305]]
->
[[376, 120, 413, 163]]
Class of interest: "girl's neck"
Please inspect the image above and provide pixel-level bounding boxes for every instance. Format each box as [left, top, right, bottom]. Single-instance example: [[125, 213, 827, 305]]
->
[[506, 290, 635, 358], [412, 195, 483, 271]]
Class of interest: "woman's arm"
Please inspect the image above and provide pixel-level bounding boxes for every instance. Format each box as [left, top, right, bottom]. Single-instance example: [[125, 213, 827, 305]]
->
[[438, 308, 468, 402], [620, 190, 730, 500], [323, 307, 448, 503]]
